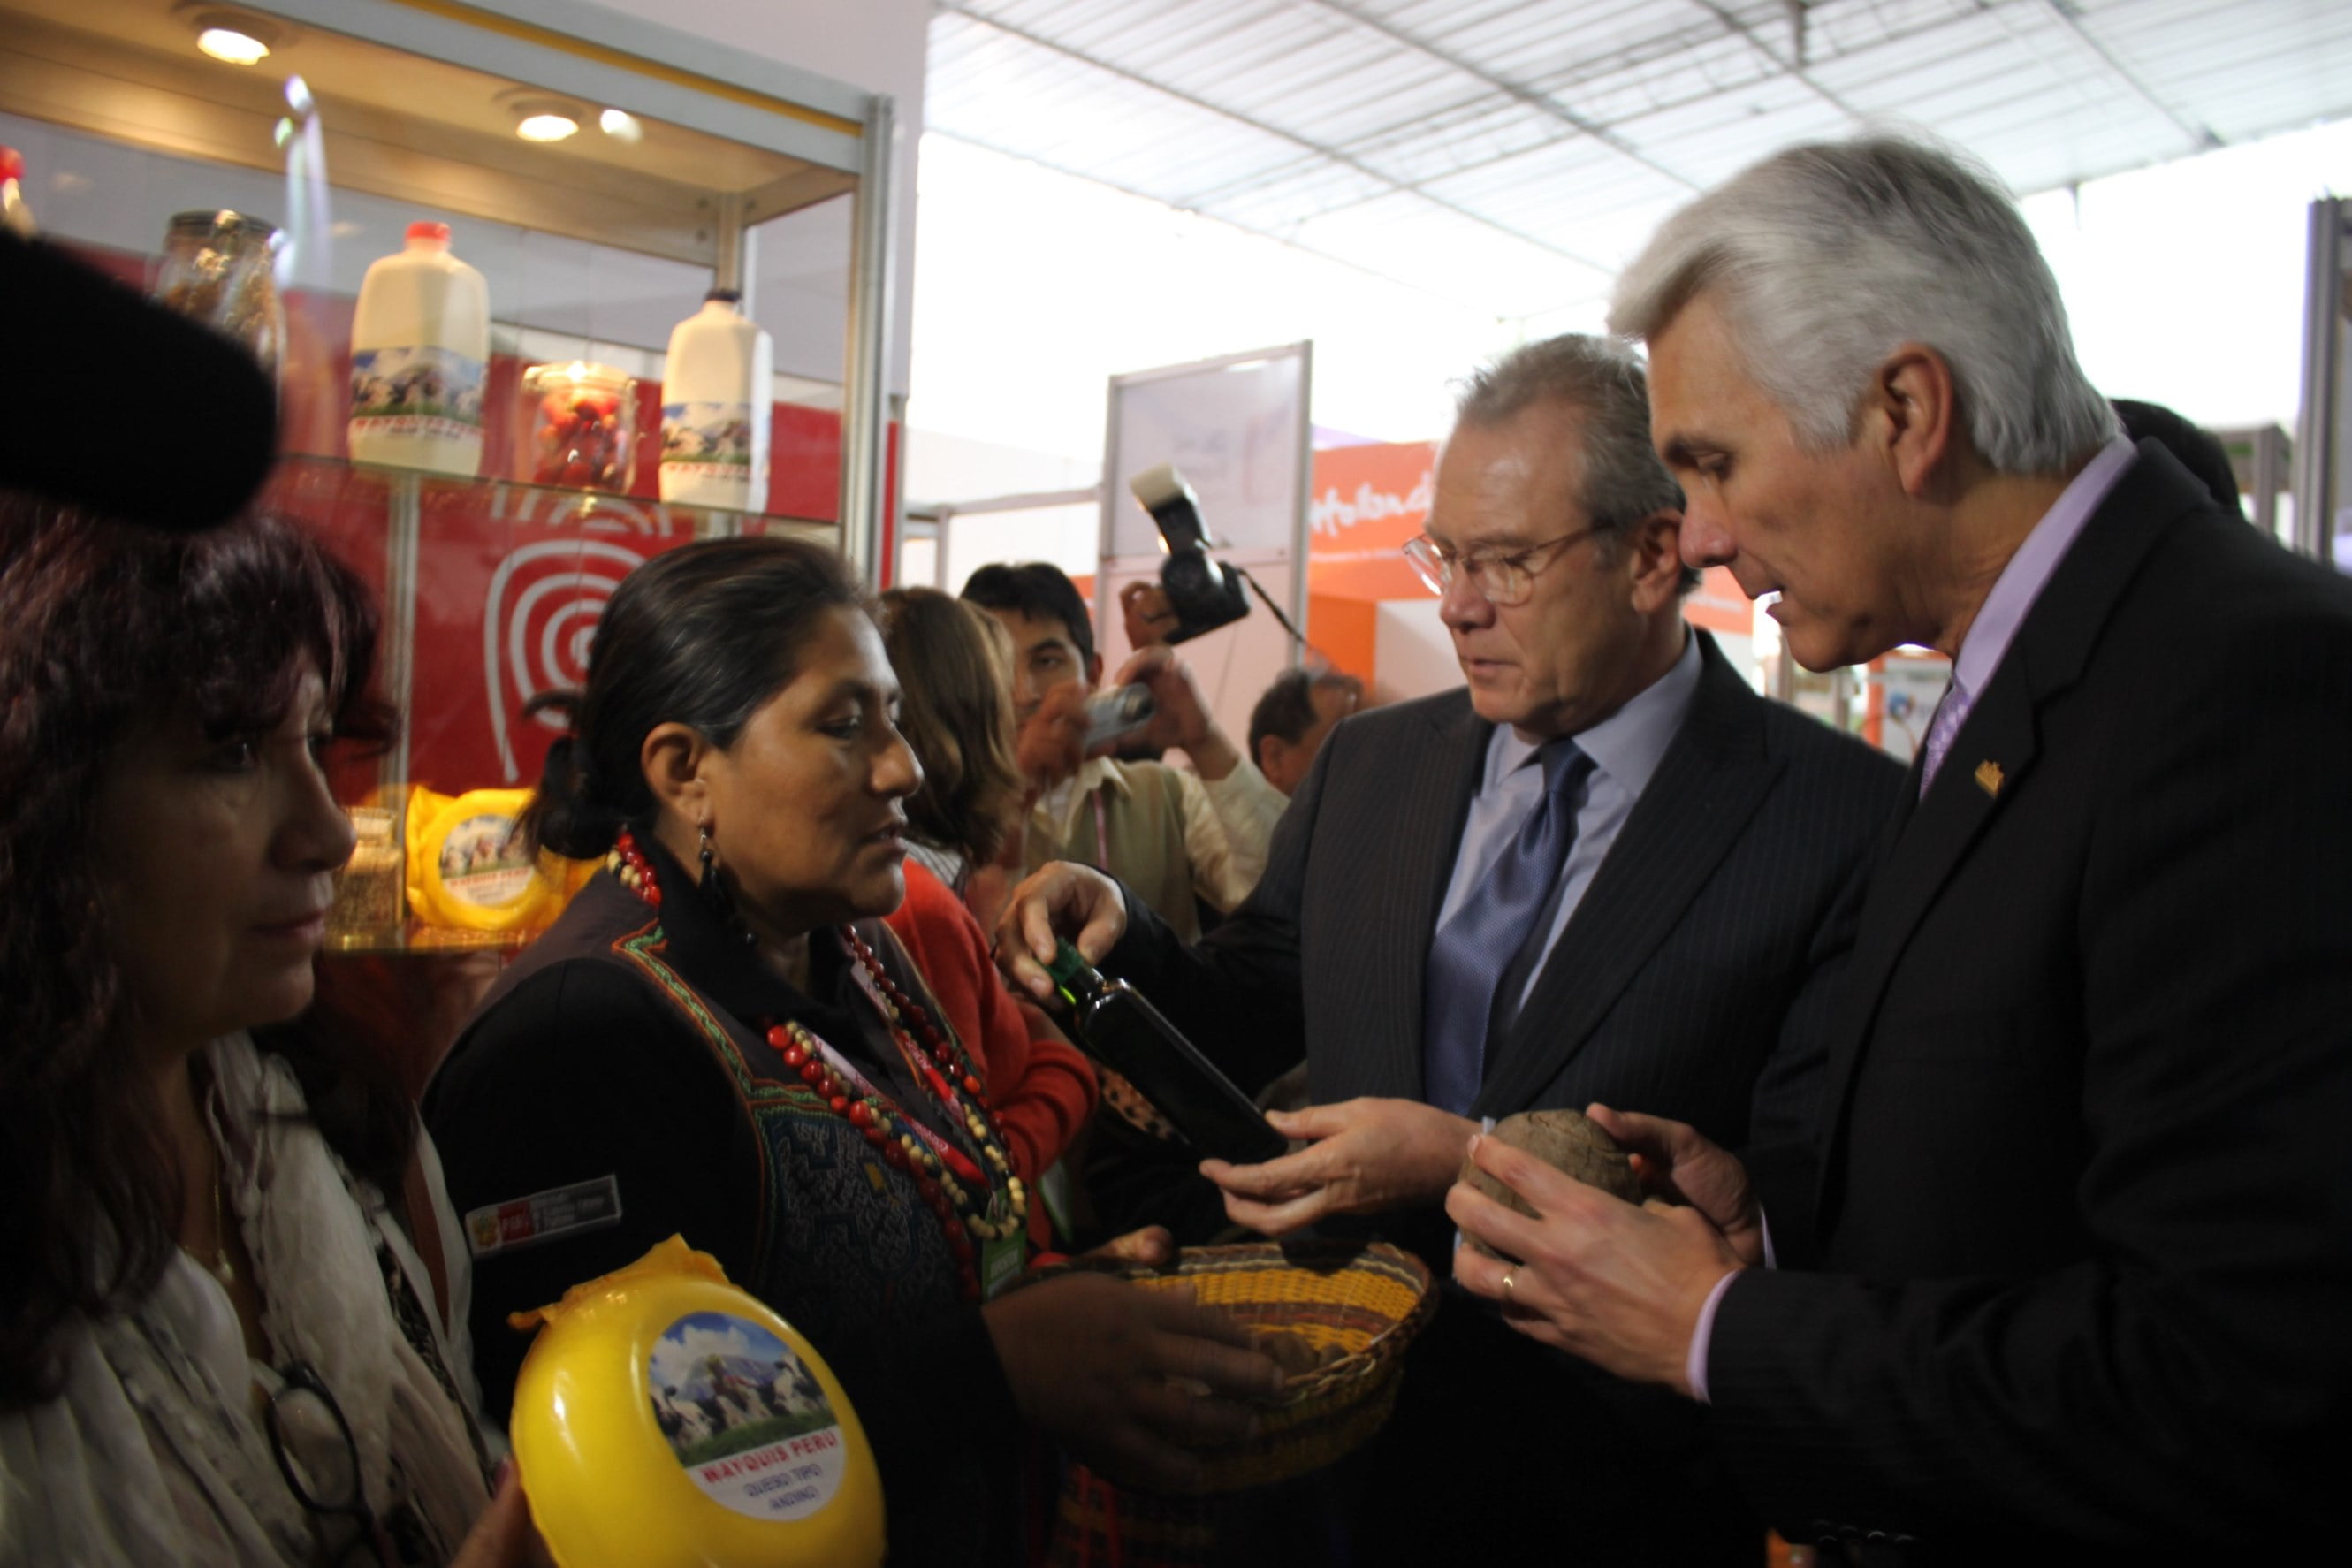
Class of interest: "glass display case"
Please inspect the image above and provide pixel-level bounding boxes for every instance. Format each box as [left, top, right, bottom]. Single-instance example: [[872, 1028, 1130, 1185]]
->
[[2, 0, 897, 948]]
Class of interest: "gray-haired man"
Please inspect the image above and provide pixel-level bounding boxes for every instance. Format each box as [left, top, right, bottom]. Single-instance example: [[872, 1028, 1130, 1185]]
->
[[1450, 136, 2352, 1564], [1001, 333, 1899, 1560]]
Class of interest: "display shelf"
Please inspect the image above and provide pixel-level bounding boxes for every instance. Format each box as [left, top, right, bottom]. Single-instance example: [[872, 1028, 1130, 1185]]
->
[[268, 450, 840, 544], [258, 452, 841, 816], [0, 0, 856, 263], [0, 0, 895, 564], [327, 921, 541, 955]]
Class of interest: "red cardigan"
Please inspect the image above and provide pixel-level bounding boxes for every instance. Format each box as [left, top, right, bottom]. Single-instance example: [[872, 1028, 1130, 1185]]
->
[[886, 860, 1097, 1241]]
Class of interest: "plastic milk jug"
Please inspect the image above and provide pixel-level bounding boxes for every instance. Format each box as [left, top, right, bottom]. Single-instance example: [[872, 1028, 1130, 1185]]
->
[[658, 288, 772, 510], [347, 222, 489, 476]]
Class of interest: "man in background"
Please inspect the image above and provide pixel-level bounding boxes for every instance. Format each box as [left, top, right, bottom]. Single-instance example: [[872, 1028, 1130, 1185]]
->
[[962, 560, 1284, 940], [1245, 667, 1364, 795]]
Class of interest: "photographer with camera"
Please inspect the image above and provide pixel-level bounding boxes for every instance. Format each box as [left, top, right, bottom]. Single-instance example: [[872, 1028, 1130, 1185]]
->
[[961, 562, 1284, 946]]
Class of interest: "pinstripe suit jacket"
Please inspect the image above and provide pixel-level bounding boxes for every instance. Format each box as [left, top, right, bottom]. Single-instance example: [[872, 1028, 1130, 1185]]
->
[[1107, 630, 1902, 1195]]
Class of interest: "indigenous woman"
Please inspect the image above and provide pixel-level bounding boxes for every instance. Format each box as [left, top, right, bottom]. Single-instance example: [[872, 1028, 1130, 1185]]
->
[[427, 537, 1277, 1567], [0, 502, 527, 1566]]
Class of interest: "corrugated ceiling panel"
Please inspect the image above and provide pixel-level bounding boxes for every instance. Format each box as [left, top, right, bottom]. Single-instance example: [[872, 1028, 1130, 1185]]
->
[[1285, 190, 1613, 312], [1309, 88, 1554, 168], [927, 0, 2352, 315], [1211, 163, 1397, 230], [1806, 11, 2023, 95], [2110, 3, 2352, 141], [1412, 0, 1683, 72], [1799, 0, 1987, 57], [1606, 72, 1859, 177], [1557, 30, 1780, 126], [970, 0, 1260, 62], [1348, 100, 1600, 185], [1411, 140, 1693, 240]]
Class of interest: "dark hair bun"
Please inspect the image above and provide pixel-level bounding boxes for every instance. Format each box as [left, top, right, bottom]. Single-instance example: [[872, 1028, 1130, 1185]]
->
[[523, 706, 622, 860]]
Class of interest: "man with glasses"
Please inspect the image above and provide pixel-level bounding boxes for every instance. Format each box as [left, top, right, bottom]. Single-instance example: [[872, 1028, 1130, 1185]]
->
[[996, 333, 1900, 1561]]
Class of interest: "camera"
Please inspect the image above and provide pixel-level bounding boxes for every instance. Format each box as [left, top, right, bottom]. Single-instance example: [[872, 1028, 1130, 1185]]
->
[[1128, 463, 1249, 644], [1080, 684, 1156, 750]]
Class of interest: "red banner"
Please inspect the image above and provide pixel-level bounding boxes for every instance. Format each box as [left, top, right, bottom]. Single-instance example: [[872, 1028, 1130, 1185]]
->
[[269, 463, 717, 792]]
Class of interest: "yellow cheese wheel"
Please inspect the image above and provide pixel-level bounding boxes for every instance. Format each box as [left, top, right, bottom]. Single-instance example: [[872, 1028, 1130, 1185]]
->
[[405, 787, 564, 933], [508, 1237, 886, 1568]]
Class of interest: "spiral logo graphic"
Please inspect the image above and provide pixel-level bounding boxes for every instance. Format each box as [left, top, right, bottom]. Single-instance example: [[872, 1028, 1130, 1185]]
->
[[482, 538, 650, 782]]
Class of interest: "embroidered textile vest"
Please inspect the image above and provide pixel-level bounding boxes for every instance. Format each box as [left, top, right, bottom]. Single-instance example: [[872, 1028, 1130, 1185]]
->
[[613, 919, 972, 1349]]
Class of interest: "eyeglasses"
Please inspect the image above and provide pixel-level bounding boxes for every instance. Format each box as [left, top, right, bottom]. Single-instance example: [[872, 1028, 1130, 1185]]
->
[[1402, 525, 1602, 607], [265, 1360, 402, 1566]]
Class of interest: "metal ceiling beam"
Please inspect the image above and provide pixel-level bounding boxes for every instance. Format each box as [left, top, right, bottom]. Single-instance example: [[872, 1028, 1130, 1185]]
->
[[935, 3, 1621, 281], [2029, 0, 2219, 155], [1300, 0, 1701, 192], [1688, 1, 1867, 124]]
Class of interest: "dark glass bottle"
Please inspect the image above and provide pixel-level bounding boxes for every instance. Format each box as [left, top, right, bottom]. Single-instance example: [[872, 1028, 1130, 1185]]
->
[[1045, 942, 1290, 1164]]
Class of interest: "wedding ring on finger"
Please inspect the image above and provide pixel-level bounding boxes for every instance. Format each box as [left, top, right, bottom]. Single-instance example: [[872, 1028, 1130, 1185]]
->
[[1502, 1268, 1518, 1298]]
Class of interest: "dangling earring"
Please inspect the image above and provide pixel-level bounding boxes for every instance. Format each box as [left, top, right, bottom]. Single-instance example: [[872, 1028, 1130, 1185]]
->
[[697, 822, 748, 941], [696, 823, 726, 910]]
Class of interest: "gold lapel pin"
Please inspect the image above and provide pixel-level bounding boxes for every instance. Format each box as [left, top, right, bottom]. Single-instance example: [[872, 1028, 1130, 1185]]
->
[[1975, 760, 2005, 797]]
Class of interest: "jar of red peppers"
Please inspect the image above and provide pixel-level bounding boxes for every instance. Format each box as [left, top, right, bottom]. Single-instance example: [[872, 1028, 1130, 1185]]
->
[[523, 361, 636, 492]]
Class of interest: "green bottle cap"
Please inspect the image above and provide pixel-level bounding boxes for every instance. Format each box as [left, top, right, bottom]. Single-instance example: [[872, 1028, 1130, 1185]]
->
[[1043, 940, 1100, 1010]]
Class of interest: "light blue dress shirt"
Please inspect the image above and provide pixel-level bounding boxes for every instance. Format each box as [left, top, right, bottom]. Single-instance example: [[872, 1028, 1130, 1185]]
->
[[1435, 629, 1703, 1012]]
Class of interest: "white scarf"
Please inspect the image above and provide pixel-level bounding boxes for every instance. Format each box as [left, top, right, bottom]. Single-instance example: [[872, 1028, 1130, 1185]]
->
[[0, 1033, 490, 1566]]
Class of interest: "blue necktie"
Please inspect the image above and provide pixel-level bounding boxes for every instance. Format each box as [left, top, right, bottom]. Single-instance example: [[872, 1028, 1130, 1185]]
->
[[1422, 738, 1596, 1116]]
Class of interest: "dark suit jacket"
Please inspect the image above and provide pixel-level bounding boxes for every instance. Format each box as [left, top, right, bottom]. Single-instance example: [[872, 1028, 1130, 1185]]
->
[[1110, 629, 1902, 1184], [1711, 445, 2352, 1563], [1099, 629, 1899, 1563]]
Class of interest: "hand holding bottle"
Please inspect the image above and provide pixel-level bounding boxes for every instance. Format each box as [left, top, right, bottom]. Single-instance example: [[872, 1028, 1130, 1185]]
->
[[993, 861, 1127, 1001]]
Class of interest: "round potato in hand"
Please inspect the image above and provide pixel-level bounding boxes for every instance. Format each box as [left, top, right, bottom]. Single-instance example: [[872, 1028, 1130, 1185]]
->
[[1459, 1108, 1645, 1260]]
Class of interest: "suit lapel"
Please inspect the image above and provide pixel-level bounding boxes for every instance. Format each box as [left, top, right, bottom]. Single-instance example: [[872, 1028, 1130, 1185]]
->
[[1474, 635, 1781, 1116], [1343, 693, 1490, 1103], [1811, 444, 2208, 1207]]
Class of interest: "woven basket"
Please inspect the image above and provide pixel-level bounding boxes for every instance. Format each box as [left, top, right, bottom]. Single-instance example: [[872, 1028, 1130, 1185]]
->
[[1042, 1238, 1435, 1497]]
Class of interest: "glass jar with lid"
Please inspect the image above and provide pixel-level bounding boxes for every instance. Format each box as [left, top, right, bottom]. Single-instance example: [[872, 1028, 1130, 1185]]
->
[[328, 804, 406, 946], [153, 209, 285, 378], [522, 361, 638, 493]]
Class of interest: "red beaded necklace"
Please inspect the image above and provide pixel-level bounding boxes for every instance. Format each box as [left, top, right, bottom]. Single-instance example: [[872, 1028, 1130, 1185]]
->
[[605, 827, 1026, 1299]]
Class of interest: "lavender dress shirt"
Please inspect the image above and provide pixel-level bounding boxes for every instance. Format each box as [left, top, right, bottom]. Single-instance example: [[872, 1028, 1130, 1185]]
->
[[1685, 435, 2139, 1402]]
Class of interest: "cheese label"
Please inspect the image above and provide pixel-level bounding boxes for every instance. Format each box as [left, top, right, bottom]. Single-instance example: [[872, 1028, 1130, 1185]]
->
[[437, 811, 535, 907], [406, 786, 571, 932], [649, 1312, 845, 1522]]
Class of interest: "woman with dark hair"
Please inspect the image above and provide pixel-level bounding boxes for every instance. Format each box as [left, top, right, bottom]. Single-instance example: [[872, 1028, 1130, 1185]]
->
[[427, 537, 1278, 1566], [879, 587, 1096, 1235], [879, 587, 1024, 908], [0, 500, 527, 1565]]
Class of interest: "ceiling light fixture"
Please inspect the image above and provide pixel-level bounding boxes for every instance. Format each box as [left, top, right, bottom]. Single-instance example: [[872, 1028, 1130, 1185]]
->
[[198, 26, 268, 64], [517, 110, 579, 142], [181, 7, 285, 65], [598, 108, 643, 144], [501, 94, 585, 144]]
